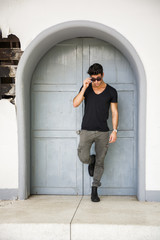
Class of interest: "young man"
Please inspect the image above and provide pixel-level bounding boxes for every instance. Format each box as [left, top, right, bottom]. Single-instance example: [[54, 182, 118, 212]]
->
[[73, 63, 118, 202]]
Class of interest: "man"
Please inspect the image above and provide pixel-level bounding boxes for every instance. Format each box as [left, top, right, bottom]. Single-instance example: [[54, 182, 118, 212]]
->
[[73, 63, 118, 202]]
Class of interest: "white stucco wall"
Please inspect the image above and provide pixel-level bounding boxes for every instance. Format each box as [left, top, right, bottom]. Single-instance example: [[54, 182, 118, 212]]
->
[[0, 100, 18, 188], [0, 0, 160, 191]]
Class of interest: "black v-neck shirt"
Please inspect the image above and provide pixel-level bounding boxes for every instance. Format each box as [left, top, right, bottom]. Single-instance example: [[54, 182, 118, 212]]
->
[[79, 83, 118, 131]]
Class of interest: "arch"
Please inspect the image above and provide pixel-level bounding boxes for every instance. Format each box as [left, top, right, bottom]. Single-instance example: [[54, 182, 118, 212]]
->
[[16, 20, 146, 200]]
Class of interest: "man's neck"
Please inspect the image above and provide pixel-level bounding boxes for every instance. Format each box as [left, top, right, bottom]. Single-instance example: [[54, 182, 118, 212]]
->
[[92, 80, 106, 88]]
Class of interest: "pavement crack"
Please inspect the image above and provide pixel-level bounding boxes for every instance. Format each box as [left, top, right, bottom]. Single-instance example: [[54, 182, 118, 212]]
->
[[70, 196, 83, 240]]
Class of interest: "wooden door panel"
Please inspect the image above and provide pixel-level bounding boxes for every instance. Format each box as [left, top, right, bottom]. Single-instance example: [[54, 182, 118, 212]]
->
[[32, 91, 77, 130], [108, 90, 135, 130], [31, 138, 78, 189], [31, 39, 83, 195], [83, 38, 137, 195], [102, 138, 135, 188], [32, 45, 78, 85]]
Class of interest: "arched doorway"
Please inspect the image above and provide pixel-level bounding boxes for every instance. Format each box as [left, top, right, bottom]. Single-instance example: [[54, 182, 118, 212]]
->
[[30, 37, 137, 196], [16, 21, 146, 200]]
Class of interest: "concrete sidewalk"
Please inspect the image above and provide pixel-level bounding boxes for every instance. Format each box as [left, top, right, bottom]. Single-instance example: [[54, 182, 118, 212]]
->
[[0, 195, 160, 240]]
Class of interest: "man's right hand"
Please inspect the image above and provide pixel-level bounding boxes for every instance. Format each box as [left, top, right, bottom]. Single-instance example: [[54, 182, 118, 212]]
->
[[83, 77, 91, 89], [73, 77, 91, 108]]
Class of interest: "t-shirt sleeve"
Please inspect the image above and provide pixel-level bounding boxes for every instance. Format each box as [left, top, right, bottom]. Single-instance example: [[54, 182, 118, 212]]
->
[[79, 85, 86, 97], [110, 88, 118, 103]]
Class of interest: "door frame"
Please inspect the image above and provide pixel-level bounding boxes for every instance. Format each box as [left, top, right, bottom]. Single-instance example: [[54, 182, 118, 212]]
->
[[16, 20, 146, 201]]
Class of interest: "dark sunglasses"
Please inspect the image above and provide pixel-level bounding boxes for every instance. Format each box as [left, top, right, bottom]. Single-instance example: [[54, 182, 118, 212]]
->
[[91, 77, 102, 82]]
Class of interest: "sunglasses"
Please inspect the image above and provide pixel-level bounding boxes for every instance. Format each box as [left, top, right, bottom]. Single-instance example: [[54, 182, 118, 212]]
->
[[91, 77, 102, 82]]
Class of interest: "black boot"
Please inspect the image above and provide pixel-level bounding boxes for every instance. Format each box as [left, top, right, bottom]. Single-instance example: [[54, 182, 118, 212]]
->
[[88, 155, 96, 177], [91, 186, 100, 202]]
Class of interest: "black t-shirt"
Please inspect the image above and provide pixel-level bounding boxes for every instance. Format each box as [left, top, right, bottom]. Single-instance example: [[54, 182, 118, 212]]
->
[[79, 83, 118, 131]]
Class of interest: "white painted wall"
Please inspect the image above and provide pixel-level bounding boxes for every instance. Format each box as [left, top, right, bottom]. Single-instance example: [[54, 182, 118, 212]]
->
[[0, 0, 160, 191], [0, 100, 18, 188]]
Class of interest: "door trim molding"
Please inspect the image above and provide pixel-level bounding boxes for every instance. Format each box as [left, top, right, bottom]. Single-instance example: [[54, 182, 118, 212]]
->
[[16, 20, 147, 201]]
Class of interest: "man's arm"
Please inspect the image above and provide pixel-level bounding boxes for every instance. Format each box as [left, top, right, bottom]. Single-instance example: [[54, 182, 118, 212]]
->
[[73, 86, 85, 108], [109, 102, 119, 143], [73, 77, 91, 107]]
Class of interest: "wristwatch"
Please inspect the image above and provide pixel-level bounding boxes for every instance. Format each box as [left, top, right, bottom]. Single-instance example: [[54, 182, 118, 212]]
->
[[113, 129, 117, 133]]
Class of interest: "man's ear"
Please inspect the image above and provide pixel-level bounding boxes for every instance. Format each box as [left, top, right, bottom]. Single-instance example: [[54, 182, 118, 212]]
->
[[102, 73, 104, 78]]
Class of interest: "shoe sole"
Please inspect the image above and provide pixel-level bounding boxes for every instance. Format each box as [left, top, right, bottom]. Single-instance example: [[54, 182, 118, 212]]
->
[[91, 198, 100, 202]]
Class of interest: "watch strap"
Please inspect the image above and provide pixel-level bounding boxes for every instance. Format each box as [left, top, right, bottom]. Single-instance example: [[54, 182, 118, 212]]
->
[[113, 129, 117, 133]]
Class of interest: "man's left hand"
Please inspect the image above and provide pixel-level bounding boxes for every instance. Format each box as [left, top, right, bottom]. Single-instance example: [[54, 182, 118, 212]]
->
[[109, 131, 117, 143]]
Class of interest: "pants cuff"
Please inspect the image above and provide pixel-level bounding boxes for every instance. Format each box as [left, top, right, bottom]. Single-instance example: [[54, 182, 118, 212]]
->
[[92, 181, 101, 187]]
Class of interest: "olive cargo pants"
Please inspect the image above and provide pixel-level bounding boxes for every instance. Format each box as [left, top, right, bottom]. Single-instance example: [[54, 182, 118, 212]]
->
[[77, 130, 109, 187]]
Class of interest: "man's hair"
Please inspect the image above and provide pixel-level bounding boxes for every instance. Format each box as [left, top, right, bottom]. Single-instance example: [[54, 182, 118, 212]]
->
[[87, 63, 103, 76]]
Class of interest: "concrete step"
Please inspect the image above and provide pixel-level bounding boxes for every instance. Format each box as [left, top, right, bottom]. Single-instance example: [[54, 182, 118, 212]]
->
[[0, 195, 160, 240], [72, 196, 160, 240]]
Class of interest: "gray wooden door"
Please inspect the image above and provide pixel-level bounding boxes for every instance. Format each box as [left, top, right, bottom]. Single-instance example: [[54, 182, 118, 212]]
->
[[31, 38, 137, 196], [31, 39, 83, 195], [82, 38, 137, 196]]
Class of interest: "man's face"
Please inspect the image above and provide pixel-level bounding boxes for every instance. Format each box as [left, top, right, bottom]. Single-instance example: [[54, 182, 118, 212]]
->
[[91, 73, 104, 87]]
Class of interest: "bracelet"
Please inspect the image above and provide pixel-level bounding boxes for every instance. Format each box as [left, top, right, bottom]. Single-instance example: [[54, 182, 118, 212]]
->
[[113, 129, 117, 133]]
